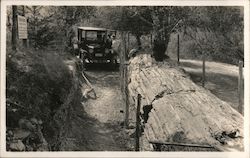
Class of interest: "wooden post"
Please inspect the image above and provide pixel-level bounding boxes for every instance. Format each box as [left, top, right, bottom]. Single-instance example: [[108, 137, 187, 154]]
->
[[177, 34, 180, 65], [22, 6, 28, 48], [121, 32, 129, 128], [127, 32, 130, 52], [150, 33, 153, 48], [238, 60, 243, 114], [123, 32, 127, 57], [202, 53, 206, 87], [135, 94, 141, 151], [124, 64, 129, 128], [12, 6, 18, 51]]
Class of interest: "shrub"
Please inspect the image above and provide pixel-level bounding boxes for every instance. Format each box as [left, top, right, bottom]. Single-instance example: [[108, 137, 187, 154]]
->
[[6, 48, 73, 146]]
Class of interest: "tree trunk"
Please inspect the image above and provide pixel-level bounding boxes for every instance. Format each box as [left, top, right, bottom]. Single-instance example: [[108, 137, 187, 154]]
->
[[12, 6, 18, 51], [127, 54, 244, 151], [151, 9, 167, 61], [135, 34, 141, 48]]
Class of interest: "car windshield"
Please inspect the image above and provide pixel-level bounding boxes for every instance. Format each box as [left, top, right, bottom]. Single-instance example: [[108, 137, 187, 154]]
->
[[86, 31, 106, 42]]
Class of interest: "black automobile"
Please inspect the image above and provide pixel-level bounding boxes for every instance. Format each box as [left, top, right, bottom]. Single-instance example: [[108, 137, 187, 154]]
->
[[77, 27, 119, 65]]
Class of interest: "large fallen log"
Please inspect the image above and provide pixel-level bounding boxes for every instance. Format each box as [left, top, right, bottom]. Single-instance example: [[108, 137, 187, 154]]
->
[[127, 53, 243, 151]]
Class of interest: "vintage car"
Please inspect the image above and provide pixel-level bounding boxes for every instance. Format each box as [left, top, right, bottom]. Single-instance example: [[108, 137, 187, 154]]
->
[[77, 27, 119, 65]]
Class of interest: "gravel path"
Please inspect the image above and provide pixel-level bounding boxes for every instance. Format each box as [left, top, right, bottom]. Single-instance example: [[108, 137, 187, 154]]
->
[[62, 60, 132, 151], [74, 69, 132, 151]]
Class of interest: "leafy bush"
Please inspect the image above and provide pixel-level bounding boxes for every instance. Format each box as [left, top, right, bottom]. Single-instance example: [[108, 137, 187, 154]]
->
[[6, 48, 73, 144], [29, 24, 56, 49]]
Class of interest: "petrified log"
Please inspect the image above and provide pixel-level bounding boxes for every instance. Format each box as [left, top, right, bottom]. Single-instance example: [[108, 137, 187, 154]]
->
[[127, 53, 243, 151]]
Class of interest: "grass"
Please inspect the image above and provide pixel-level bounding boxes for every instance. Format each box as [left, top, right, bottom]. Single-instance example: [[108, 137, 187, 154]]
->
[[180, 59, 243, 111]]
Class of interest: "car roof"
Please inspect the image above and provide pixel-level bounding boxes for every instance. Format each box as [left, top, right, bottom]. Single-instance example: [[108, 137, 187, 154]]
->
[[78, 27, 107, 31]]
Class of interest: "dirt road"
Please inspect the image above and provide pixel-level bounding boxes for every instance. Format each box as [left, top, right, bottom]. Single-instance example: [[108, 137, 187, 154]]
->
[[62, 62, 134, 151], [82, 70, 124, 123], [79, 68, 135, 151], [180, 59, 243, 111]]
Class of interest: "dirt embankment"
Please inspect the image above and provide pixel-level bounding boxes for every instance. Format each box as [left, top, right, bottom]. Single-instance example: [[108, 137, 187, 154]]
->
[[6, 48, 76, 151]]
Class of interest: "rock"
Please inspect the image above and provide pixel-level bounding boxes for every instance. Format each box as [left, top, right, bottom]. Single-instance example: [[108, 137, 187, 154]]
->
[[128, 49, 139, 58], [36, 142, 49, 151], [19, 118, 36, 131], [30, 118, 38, 125], [25, 145, 34, 151], [7, 130, 14, 137], [13, 129, 31, 140], [38, 119, 43, 125], [9, 140, 26, 151], [82, 88, 93, 99]]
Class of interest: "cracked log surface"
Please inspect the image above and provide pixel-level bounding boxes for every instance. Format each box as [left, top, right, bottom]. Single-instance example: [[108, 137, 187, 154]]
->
[[127, 54, 243, 151]]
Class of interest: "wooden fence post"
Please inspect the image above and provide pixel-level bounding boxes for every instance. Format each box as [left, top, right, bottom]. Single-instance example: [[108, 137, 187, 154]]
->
[[135, 94, 142, 151], [124, 64, 129, 128], [127, 32, 130, 52], [202, 53, 206, 87], [177, 34, 180, 65], [121, 32, 129, 128], [12, 6, 18, 51], [150, 33, 153, 48], [238, 60, 243, 114]]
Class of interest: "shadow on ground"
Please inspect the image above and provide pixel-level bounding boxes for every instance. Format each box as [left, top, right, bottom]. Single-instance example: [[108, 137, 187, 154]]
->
[[64, 101, 131, 151], [85, 63, 120, 71]]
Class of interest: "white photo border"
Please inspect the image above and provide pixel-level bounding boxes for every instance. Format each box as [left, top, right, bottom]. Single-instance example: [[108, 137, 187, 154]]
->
[[1, 0, 249, 158]]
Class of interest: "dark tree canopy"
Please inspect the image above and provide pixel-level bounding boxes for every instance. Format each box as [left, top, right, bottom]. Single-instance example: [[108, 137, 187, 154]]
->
[[8, 6, 243, 63]]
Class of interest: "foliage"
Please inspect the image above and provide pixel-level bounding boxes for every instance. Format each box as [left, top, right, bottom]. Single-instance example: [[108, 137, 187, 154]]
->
[[6, 48, 73, 144], [181, 6, 244, 63], [7, 6, 244, 63], [90, 6, 189, 60], [54, 6, 96, 49], [25, 6, 57, 49], [93, 6, 243, 63]]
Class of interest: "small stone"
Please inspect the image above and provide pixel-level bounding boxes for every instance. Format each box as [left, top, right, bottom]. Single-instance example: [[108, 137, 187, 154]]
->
[[19, 118, 36, 131], [83, 88, 93, 99], [9, 140, 26, 151], [38, 119, 43, 125], [30, 118, 38, 125], [12, 108, 18, 112], [26, 145, 33, 151], [7, 130, 14, 137], [13, 129, 31, 140]]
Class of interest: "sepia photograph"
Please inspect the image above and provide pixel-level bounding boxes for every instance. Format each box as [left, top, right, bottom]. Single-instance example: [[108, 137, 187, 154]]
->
[[0, 0, 249, 157]]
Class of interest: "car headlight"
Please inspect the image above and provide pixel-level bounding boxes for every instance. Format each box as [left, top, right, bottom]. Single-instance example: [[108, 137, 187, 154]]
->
[[89, 48, 94, 53], [105, 49, 109, 54]]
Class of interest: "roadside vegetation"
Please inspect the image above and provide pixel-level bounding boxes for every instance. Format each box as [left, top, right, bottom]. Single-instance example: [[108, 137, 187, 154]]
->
[[6, 45, 82, 150]]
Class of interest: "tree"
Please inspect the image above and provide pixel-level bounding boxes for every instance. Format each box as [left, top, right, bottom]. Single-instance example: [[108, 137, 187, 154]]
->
[[25, 6, 58, 49], [24, 6, 96, 50], [55, 6, 96, 49], [91, 7, 154, 48], [89, 6, 185, 58], [182, 7, 244, 63], [116, 6, 243, 63], [121, 7, 189, 61], [118, 7, 153, 48]]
